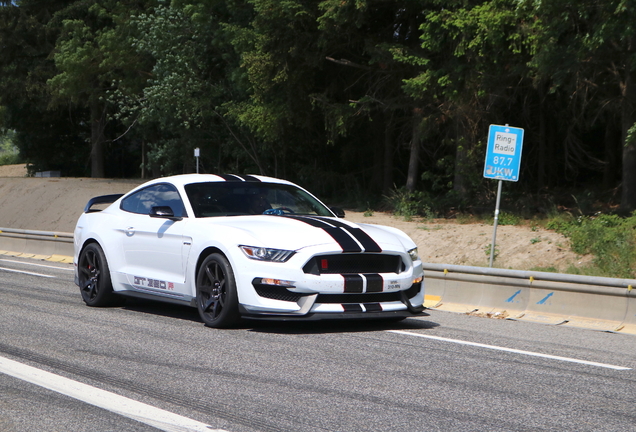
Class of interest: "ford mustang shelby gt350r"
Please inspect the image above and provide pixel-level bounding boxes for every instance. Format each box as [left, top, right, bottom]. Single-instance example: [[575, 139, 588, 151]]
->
[[74, 174, 425, 327]]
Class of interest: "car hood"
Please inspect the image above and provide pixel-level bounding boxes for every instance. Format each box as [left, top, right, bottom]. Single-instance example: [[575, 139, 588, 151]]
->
[[197, 215, 411, 252]]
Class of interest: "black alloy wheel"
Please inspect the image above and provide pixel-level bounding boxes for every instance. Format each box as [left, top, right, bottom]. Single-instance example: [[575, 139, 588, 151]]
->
[[196, 253, 239, 328], [78, 243, 117, 306]]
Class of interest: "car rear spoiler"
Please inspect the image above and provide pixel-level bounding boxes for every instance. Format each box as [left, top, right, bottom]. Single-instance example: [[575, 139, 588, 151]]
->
[[84, 194, 124, 213]]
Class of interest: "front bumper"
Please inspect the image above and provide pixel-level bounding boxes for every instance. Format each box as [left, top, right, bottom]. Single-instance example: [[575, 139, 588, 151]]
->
[[231, 243, 426, 320], [239, 278, 426, 319]]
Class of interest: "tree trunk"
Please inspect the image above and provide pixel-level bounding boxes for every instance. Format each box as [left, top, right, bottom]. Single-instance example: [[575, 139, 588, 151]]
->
[[603, 115, 620, 191], [621, 68, 636, 212], [90, 101, 106, 178], [453, 118, 467, 199], [141, 139, 146, 179], [405, 109, 422, 192], [537, 81, 547, 190], [382, 112, 395, 195]]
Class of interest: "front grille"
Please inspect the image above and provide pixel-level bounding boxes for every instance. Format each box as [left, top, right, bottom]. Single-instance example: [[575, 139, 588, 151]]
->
[[303, 254, 403, 275], [316, 282, 421, 304]]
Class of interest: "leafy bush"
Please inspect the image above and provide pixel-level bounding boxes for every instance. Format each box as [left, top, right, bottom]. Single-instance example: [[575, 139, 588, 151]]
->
[[383, 187, 436, 221], [498, 211, 521, 226], [0, 151, 21, 166], [549, 213, 636, 278], [0, 134, 21, 166]]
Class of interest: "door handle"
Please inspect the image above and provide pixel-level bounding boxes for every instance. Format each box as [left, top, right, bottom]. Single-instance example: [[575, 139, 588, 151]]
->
[[125, 226, 135, 236]]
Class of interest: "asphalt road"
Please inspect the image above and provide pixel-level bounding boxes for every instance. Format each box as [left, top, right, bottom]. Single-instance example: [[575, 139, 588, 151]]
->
[[1, 256, 635, 432]]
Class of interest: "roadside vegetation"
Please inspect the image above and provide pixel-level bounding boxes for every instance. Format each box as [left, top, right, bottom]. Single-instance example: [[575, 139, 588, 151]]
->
[[2, 1, 636, 279], [547, 214, 636, 279], [2, 0, 636, 215], [0, 129, 21, 166], [381, 186, 636, 279]]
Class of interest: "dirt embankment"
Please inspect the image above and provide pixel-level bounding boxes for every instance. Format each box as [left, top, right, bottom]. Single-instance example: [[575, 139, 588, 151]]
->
[[0, 164, 590, 271]]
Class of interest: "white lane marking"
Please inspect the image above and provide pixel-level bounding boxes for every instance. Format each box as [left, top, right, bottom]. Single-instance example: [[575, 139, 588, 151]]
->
[[0, 267, 55, 278], [0, 355, 225, 432], [0, 258, 74, 271], [388, 330, 631, 371]]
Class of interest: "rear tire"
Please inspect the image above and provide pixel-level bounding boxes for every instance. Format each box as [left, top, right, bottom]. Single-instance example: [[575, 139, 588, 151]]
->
[[78, 243, 117, 307], [196, 253, 240, 328]]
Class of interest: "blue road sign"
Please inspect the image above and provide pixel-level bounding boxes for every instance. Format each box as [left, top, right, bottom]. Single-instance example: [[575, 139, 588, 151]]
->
[[483, 124, 524, 181]]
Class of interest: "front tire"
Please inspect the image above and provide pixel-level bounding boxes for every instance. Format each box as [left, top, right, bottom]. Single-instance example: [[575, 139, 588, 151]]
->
[[196, 253, 239, 328], [78, 243, 117, 307]]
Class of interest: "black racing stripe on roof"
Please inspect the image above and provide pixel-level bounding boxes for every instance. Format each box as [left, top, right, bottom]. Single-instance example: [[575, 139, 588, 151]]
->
[[313, 217, 382, 253], [217, 174, 261, 182], [284, 216, 362, 253], [237, 174, 261, 182], [218, 174, 243, 181]]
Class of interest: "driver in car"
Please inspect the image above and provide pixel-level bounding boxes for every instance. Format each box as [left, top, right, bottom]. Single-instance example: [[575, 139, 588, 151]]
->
[[247, 191, 271, 214]]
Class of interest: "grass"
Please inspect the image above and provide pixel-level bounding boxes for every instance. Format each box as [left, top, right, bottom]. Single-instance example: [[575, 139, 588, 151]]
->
[[545, 213, 636, 278], [530, 266, 559, 273]]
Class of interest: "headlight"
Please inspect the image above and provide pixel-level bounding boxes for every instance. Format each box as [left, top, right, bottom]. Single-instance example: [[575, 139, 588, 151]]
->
[[407, 247, 419, 262], [239, 245, 295, 262]]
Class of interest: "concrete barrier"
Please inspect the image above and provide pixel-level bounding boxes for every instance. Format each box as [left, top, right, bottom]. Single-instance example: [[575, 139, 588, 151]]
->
[[519, 279, 627, 331], [425, 271, 529, 318], [616, 287, 636, 334], [423, 263, 636, 335]]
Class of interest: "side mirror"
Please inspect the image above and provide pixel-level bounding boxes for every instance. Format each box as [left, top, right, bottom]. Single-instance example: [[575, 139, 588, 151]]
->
[[330, 207, 345, 218], [150, 206, 183, 221]]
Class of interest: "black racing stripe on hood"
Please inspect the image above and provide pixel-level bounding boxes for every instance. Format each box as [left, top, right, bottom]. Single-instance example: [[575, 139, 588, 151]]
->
[[285, 216, 362, 252], [312, 217, 382, 253]]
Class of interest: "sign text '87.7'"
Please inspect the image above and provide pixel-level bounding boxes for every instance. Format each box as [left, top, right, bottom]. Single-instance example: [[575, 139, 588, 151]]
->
[[483, 125, 524, 182]]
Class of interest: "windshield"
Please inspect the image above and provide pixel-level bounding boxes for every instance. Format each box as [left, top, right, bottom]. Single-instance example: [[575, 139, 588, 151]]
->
[[184, 181, 334, 218]]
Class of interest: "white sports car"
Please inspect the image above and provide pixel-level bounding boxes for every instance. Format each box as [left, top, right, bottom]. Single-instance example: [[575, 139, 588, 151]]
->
[[74, 174, 426, 327]]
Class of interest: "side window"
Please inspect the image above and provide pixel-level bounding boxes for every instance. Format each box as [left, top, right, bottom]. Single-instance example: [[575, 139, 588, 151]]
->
[[121, 184, 187, 217]]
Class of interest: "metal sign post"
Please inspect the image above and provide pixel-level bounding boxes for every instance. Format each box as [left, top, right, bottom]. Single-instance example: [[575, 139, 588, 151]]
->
[[489, 180, 503, 267], [483, 124, 524, 267]]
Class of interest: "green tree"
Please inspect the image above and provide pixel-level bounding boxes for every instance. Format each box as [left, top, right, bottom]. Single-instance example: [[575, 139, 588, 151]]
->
[[315, 0, 431, 194], [526, 0, 636, 211], [47, 0, 155, 178], [398, 0, 533, 201], [108, 1, 272, 177], [0, 0, 90, 176]]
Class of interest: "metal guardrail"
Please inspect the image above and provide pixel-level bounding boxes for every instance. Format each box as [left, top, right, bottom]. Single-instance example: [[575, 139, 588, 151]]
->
[[422, 263, 636, 289], [0, 227, 73, 240], [0, 227, 74, 258]]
